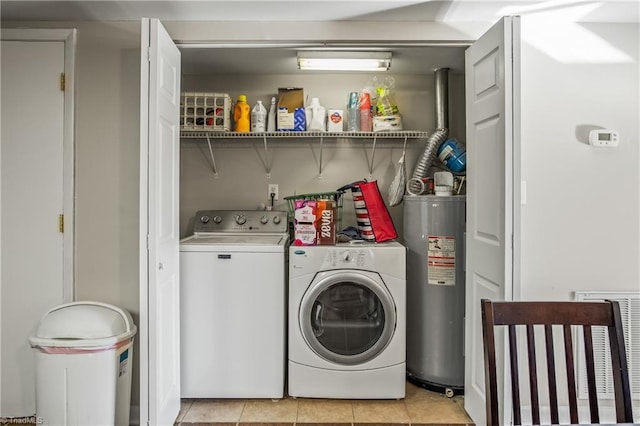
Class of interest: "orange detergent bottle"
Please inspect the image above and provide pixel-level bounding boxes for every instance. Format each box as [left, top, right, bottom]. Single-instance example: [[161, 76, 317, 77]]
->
[[233, 94, 251, 132]]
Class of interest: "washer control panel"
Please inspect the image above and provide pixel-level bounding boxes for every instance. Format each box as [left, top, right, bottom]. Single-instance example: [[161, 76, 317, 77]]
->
[[328, 247, 368, 268], [194, 210, 288, 234]]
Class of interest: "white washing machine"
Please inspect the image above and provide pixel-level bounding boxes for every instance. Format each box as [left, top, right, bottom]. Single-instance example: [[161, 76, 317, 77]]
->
[[288, 241, 406, 399], [180, 210, 288, 398]]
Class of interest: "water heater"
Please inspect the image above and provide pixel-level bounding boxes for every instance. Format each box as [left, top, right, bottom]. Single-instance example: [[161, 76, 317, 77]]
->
[[403, 195, 466, 396]]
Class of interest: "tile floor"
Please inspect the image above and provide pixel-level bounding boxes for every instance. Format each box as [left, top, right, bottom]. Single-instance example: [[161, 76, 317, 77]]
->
[[175, 382, 474, 425]]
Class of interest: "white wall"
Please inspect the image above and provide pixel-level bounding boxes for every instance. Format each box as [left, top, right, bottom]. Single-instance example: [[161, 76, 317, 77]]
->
[[519, 21, 639, 300], [2, 20, 144, 414], [71, 21, 142, 404]]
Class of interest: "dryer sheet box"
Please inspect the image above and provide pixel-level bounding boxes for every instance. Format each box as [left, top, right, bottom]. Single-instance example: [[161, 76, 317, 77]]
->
[[327, 109, 344, 132], [293, 199, 336, 246], [277, 88, 305, 131]]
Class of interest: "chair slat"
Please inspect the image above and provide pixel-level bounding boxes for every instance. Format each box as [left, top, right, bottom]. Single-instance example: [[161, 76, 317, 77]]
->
[[481, 299, 633, 426], [544, 324, 559, 424], [481, 299, 500, 426], [608, 301, 634, 422], [508, 324, 521, 425], [563, 324, 579, 424], [526, 324, 540, 424], [583, 325, 600, 423]]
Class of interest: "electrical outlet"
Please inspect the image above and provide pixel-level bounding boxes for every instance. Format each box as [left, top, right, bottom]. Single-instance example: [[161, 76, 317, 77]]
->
[[268, 184, 279, 201]]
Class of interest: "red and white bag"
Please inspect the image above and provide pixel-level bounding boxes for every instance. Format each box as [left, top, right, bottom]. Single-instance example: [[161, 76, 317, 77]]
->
[[340, 180, 398, 242]]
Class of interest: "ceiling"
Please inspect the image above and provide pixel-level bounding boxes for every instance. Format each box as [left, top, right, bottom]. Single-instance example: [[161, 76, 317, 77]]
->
[[1, 1, 638, 23], [2, 1, 636, 75], [179, 46, 468, 75]]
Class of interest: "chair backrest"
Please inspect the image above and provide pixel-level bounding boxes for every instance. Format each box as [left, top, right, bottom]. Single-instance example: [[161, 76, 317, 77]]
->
[[481, 299, 633, 425]]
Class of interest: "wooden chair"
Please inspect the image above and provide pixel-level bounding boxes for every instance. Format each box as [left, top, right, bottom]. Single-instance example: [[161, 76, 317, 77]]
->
[[481, 299, 634, 425]]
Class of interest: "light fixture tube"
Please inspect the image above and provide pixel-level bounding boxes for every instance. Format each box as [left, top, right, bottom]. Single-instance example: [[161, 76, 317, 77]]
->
[[297, 51, 391, 72]]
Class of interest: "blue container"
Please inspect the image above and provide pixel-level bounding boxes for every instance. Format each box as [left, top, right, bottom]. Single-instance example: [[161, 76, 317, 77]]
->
[[437, 138, 466, 173]]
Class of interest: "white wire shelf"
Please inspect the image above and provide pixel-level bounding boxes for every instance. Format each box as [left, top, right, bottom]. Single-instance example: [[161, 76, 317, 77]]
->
[[180, 130, 430, 139], [181, 130, 426, 179]]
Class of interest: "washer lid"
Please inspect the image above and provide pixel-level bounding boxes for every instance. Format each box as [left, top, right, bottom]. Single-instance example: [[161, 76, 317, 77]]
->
[[183, 234, 285, 245], [180, 233, 288, 252]]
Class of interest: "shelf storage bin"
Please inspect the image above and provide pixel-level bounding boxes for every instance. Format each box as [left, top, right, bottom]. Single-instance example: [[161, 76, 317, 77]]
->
[[181, 92, 232, 131]]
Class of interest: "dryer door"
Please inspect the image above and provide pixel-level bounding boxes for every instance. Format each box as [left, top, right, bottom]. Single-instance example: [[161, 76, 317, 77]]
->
[[299, 270, 396, 365]]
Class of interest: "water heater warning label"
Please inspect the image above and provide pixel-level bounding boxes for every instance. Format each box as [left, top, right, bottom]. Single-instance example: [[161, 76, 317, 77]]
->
[[427, 236, 455, 286]]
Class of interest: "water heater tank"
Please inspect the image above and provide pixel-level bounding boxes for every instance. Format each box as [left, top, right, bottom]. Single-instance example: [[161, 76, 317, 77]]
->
[[403, 195, 466, 396]]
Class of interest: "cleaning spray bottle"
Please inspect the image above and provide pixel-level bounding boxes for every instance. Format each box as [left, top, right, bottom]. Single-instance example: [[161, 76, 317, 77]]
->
[[267, 96, 277, 132]]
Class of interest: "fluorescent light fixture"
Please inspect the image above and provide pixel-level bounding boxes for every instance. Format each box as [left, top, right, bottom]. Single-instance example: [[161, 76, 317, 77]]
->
[[297, 51, 392, 71]]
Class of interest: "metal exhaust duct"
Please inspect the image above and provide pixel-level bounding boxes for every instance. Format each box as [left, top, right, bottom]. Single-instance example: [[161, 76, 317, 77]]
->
[[407, 68, 450, 195], [434, 67, 449, 130]]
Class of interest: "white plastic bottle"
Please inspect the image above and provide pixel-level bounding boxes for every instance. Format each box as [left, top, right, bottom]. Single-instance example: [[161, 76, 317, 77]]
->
[[251, 100, 267, 132], [267, 97, 276, 132], [305, 97, 326, 132]]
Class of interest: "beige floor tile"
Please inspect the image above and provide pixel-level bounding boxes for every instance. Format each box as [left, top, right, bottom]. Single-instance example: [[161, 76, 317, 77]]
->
[[176, 399, 194, 423], [176, 383, 474, 424], [352, 399, 411, 423], [296, 398, 354, 422], [239, 398, 299, 422], [296, 424, 352, 426], [404, 383, 451, 405], [182, 399, 245, 423], [405, 398, 471, 424]]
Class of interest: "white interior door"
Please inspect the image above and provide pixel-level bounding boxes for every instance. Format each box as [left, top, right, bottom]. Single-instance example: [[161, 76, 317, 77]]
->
[[1, 29, 75, 418], [463, 16, 521, 426], [139, 18, 181, 426]]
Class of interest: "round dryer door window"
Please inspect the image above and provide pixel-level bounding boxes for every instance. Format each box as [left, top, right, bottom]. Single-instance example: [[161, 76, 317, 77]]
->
[[299, 270, 396, 365]]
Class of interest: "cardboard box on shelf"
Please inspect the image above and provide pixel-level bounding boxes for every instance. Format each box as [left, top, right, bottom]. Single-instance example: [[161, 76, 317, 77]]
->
[[277, 88, 305, 131]]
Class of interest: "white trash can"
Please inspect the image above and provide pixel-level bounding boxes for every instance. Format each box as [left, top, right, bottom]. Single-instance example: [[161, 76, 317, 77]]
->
[[29, 301, 137, 426]]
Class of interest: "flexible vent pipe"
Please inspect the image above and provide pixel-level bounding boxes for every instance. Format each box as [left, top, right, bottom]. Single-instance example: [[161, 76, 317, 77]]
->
[[408, 68, 450, 194]]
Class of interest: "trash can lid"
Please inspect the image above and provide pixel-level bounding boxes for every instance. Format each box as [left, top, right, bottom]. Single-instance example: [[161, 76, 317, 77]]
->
[[30, 301, 137, 348]]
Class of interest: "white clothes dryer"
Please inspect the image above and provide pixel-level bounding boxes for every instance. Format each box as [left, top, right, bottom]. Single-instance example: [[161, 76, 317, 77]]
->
[[288, 241, 406, 399]]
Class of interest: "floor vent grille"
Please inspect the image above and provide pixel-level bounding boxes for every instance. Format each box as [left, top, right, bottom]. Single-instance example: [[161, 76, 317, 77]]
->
[[575, 291, 640, 400]]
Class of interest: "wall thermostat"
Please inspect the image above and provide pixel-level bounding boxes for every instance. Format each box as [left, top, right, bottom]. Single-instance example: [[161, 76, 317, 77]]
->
[[588, 129, 619, 147]]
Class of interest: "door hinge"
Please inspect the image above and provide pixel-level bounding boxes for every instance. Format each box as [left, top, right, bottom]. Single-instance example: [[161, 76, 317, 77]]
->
[[59, 214, 64, 233], [60, 73, 65, 91]]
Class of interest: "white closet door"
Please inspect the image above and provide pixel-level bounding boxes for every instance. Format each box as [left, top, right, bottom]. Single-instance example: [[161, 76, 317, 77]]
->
[[1, 39, 65, 417], [463, 16, 521, 426], [139, 18, 181, 426]]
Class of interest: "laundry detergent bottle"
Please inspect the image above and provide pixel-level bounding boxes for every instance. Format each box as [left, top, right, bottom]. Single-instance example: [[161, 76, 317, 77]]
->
[[251, 100, 267, 132], [233, 94, 251, 132], [305, 97, 326, 131]]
